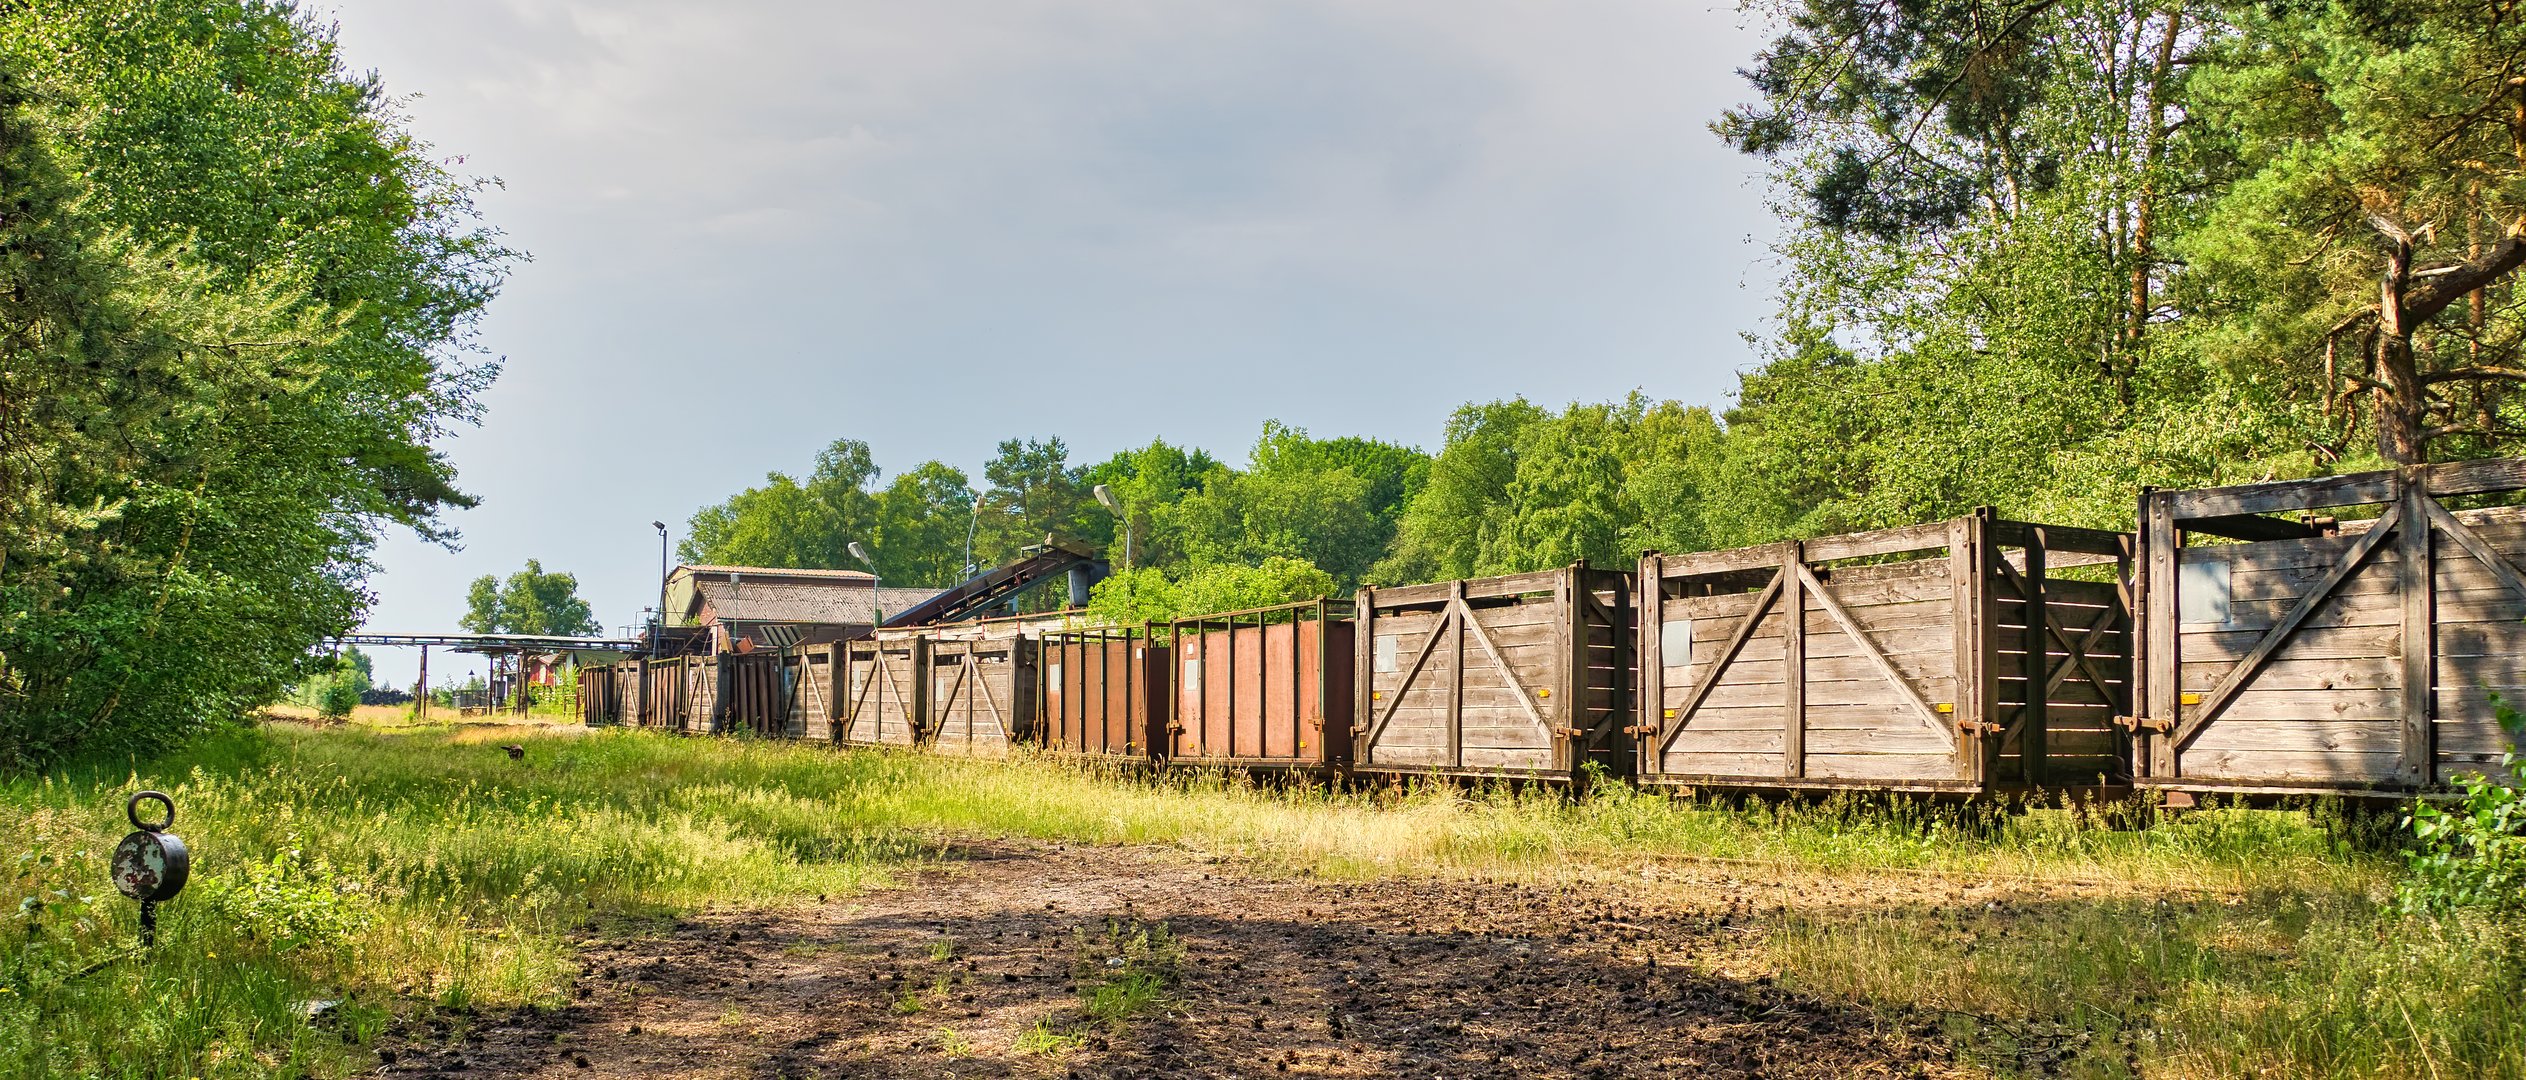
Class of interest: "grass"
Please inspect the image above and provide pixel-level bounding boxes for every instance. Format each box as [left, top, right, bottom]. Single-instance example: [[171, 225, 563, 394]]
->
[[1, 719, 2512, 1078]]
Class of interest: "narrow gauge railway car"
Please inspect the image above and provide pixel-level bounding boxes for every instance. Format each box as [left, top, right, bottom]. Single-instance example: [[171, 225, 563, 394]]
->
[[783, 643, 842, 740], [578, 663, 619, 725], [925, 633, 1039, 756], [680, 655, 721, 734], [839, 633, 928, 748], [1168, 601, 1356, 772], [1040, 627, 1168, 761], [610, 660, 643, 725], [2135, 459, 2526, 799], [716, 651, 787, 737], [1352, 567, 1634, 782], [1636, 511, 2132, 794], [638, 657, 688, 730]]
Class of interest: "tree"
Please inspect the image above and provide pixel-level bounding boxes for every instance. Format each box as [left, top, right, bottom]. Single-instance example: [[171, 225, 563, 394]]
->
[[872, 461, 976, 587], [1081, 439, 1227, 570], [679, 438, 880, 570], [976, 437, 1094, 569], [0, 1, 512, 768], [2178, 0, 2526, 464], [461, 561, 599, 637]]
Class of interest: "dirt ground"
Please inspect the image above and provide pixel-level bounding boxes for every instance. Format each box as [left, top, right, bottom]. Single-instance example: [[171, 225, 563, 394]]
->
[[378, 841, 1970, 1079]]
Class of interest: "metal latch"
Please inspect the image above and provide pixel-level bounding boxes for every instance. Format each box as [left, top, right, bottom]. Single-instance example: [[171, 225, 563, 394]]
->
[[1623, 724, 1660, 736]]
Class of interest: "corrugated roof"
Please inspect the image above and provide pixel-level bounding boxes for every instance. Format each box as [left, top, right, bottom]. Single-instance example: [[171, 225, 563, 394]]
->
[[693, 578, 942, 626]]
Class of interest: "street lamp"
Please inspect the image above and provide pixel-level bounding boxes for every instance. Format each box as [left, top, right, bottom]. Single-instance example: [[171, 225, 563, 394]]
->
[[1092, 484, 1131, 570], [847, 541, 881, 632], [962, 490, 987, 580], [652, 523, 671, 657]]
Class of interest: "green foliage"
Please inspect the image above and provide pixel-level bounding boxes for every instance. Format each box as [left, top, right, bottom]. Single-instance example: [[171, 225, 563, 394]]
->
[[0, 0, 513, 768], [1070, 919, 1181, 1031], [1083, 557, 1337, 625], [460, 560, 598, 637], [1380, 397, 1724, 580], [2400, 698, 2526, 915], [195, 849, 376, 955], [314, 679, 362, 720]]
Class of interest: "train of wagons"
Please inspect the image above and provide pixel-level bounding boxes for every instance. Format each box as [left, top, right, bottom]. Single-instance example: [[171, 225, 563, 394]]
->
[[579, 458, 2526, 803]]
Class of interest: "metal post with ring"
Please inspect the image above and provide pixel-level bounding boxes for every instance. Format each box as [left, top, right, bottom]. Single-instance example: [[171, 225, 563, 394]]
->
[[109, 791, 189, 948]]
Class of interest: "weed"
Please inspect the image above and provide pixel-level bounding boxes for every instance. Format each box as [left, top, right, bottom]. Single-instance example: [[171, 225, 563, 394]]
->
[[1071, 919, 1181, 1031], [932, 1027, 972, 1057], [927, 935, 957, 962], [1014, 1019, 1086, 1057]]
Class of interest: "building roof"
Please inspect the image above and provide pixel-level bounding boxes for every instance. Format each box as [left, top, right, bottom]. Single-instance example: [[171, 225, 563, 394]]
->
[[689, 577, 942, 627]]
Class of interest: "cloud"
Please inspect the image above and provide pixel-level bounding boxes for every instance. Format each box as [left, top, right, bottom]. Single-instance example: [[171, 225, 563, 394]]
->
[[317, 0, 1781, 682]]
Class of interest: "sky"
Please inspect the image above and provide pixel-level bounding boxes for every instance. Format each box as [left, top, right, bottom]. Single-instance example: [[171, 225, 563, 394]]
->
[[320, 0, 1785, 688]]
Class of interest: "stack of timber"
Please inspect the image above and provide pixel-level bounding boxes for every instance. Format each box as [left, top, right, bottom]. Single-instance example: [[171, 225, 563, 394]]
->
[[840, 633, 928, 748], [783, 643, 842, 740], [925, 633, 1038, 756], [1040, 627, 1167, 761], [1636, 511, 2131, 794], [1353, 566, 1635, 781], [1168, 601, 1356, 771], [2136, 460, 2526, 796]]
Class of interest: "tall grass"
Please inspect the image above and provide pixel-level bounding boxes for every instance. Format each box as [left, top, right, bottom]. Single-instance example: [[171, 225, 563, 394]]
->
[[0, 722, 2500, 1079]]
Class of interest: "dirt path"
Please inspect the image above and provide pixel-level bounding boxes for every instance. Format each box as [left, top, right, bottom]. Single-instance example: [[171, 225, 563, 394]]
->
[[384, 842, 1953, 1079]]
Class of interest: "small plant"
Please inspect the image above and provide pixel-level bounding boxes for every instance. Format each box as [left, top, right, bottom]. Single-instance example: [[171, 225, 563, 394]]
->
[[927, 934, 957, 962], [2401, 698, 2526, 914], [1070, 919, 1181, 1031], [889, 986, 927, 1015], [932, 1027, 973, 1057], [1014, 1019, 1086, 1057]]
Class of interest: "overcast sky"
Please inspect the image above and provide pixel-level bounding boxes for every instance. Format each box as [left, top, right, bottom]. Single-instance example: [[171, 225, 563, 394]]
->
[[321, 0, 1783, 687]]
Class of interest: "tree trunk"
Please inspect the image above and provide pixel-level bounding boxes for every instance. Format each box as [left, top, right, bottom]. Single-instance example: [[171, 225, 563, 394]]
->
[[2374, 232, 2428, 464]]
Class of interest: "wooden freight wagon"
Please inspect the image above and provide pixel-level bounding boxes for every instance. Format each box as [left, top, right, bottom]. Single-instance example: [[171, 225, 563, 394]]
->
[[1353, 567, 1633, 781], [681, 656, 720, 734], [718, 651, 787, 737], [1636, 512, 2131, 793], [611, 660, 642, 725], [1040, 627, 1168, 760], [840, 634, 928, 748], [578, 663, 617, 725], [783, 643, 842, 740], [925, 635, 1038, 756], [2135, 459, 2526, 797], [637, 657, 686, 729], [1169, 601, 1355, 770]]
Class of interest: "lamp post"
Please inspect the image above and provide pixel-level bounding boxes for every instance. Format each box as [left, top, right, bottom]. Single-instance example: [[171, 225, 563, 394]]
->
[[848, 541, 881, 633], [962, 491, 984, 580], [652, 521, 669, 658], [1092, 484, 1130, 570]]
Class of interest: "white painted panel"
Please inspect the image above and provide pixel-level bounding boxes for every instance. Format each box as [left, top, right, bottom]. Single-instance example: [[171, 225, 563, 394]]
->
[[2181, 559, 2233, 626]]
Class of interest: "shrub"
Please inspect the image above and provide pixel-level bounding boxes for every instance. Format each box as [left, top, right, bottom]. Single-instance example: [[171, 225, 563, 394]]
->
[[2400, 697, 2526, 914], [315, 678, 363, 720]]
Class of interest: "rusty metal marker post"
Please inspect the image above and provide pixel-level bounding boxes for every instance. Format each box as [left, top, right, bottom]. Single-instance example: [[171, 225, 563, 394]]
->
[[109, 791, 189, 947]]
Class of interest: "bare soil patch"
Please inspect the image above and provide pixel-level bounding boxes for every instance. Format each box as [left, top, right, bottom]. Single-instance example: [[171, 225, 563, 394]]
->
[[381, 842, 1957, 1079]]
